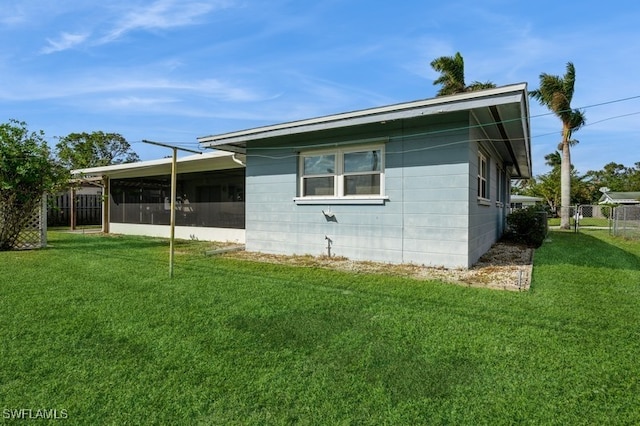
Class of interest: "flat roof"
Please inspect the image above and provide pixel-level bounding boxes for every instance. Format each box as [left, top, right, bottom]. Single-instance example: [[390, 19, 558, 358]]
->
[[71, 151, 244, 180], [197, 83, 532, 178]]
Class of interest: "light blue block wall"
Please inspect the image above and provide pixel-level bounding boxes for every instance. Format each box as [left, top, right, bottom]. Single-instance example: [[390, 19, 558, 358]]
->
[[467, 122, 509, 265], [244, 112, 504, 268]]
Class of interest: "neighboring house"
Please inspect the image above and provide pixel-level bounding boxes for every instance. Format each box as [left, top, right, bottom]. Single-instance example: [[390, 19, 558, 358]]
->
[[72, 151, 246, 243], [510, 195, 543, 210], [598, 192, 640, 205], [198, 83, 532, 268]]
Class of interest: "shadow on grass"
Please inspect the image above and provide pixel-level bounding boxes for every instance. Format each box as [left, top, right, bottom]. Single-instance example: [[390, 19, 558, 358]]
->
[[535, 230, 640, 271], [47, 232, 169, 252], [227, 310, 477, 402]]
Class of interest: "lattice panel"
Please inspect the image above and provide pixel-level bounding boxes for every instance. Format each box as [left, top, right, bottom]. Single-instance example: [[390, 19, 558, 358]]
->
[[13, 199, 47, 250]]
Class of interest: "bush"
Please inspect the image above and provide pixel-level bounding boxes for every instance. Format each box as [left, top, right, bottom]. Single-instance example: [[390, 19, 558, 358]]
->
[[505, 206, 548, 247], [0, 120, 67, 250]]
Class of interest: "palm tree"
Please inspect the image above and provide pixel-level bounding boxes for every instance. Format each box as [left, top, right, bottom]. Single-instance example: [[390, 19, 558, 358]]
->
[[544, 151, 562, 169], [430, 52, 496, 96], [530, 62, 586, 229]]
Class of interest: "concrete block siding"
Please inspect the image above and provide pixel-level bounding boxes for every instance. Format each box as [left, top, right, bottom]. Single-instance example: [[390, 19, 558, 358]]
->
[[243, 115, 493, 268]]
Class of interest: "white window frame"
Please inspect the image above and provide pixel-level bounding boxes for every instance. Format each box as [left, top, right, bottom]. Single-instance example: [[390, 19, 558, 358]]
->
[[477, 151, 489, 203], [294, 144, 387, 205], [496, 164, 504, 207]]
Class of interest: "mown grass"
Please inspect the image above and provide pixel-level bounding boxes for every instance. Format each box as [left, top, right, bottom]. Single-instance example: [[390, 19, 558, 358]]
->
[[1, 230, 639, 424], [548, 216, 611, 228]]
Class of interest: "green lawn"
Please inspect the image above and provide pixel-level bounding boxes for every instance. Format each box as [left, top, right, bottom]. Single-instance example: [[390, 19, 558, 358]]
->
[[1, 230, 639, 424]]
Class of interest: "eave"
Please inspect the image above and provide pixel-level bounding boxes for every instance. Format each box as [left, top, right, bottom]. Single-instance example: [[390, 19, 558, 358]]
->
[[71, 151, 243, 180], [198, 83, 532, 178]]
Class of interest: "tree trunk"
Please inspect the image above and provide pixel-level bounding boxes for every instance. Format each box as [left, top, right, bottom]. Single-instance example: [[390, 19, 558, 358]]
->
[[560, 125, 572, 229]]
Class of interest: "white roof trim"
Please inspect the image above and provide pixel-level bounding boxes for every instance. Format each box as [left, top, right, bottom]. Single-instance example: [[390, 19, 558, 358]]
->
[[510, 195, 544, 202], [71, 150, 238, 178], [198, 83, 528, 146], [598, 192, 640, 204]]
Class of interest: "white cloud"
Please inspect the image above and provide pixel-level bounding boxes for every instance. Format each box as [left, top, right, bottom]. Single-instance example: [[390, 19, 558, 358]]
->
[[100, 0, 231, 44], [41, 32, 90, 54], [104, 96, 180, 108], [0, 68, 265, 106], [0, 6, 27, 26], [35, 0, 236, 53]]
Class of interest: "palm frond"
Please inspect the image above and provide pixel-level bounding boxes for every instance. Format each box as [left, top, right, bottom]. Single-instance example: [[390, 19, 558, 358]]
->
[[563, 62, 576, 104], [430, 52, 466, 96], [567, 109, 587, 139], [467, 81, 496, 92]]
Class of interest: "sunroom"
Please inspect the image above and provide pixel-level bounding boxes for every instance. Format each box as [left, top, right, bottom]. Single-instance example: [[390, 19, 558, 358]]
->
[[72, 151, 246, 243]]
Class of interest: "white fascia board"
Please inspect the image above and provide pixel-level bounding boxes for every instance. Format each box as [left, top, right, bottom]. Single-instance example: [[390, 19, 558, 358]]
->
[[71, 151, 236, 178]]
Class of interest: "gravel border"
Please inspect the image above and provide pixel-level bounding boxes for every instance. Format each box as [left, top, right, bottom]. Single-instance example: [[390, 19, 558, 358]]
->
[[223, 240, 534, 292]]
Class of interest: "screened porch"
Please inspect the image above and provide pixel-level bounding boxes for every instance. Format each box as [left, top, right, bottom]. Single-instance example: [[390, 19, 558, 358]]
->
[[109, 169, 245, 229]]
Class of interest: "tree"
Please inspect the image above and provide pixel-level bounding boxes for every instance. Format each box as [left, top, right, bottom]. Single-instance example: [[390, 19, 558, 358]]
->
[[430, 52, 496, 96], [544, 151, 561, 168], [630, 162, 640, 191], [0, 120, 67, 250], [584, 162, 640, 195], [530, 62, 586, 229], [56, 131, 140, 170], [515, 151, 590, 213]]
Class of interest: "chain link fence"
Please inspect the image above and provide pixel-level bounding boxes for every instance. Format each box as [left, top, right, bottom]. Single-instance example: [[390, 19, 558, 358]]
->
[[568, 204, 640, 239], [611, 205, 640, 239], [573, 205, 613, 232]]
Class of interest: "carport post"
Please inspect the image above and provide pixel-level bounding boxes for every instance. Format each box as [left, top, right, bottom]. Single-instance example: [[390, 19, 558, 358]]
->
[[142, 140, 201, 278]]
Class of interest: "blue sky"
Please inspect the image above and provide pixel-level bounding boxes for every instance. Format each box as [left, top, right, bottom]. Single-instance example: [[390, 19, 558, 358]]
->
[[1, 0, 639, 175]]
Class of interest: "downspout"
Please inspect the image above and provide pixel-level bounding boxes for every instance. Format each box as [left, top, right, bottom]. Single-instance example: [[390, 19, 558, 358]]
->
[[232, 153, 246, 167]]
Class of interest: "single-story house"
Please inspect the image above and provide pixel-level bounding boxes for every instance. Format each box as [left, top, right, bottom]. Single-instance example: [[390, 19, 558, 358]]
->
[[72, 151, 246, 243], [198, 83, 532, 268], [510, 195, 543, 210], [598, 191, 640, 205]]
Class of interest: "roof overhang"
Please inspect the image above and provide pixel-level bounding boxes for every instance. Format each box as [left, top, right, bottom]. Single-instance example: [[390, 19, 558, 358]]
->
[[598, 192, 640, 204], [510, 195, 544, 202], [198, 83, 532, 178], [71, 151, 244, 181]]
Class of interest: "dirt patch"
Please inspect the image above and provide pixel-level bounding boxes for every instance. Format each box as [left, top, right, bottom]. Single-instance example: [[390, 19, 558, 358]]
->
[[222, 240, 534, 292]]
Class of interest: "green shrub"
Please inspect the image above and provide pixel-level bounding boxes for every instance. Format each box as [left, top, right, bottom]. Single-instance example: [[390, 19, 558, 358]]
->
[[601, 205, 616, 219], [505, 206, 548, 247]]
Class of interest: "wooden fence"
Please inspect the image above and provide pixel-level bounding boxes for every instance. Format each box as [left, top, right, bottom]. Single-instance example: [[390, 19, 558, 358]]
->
[[48, 193, 102, 227]]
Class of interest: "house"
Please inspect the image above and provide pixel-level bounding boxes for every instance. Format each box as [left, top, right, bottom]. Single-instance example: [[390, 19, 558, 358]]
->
[[71, 151, 246, 243], [510, 195, 543, 210], [598, 191, 640, 205], [198, 83, 532, 268]]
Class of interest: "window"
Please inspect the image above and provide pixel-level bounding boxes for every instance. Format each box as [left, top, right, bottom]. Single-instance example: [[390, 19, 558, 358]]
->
[[477, 152, 488, 200], [302, 153, 336, 196], [299, 145, 384, 200], [343, 150, 381, 195], [496, 165, 503, 204]]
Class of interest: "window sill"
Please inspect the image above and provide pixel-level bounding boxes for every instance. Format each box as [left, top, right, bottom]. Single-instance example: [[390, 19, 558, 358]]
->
[[477, 198, 491, 206], [293, 196, 389, 205]]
